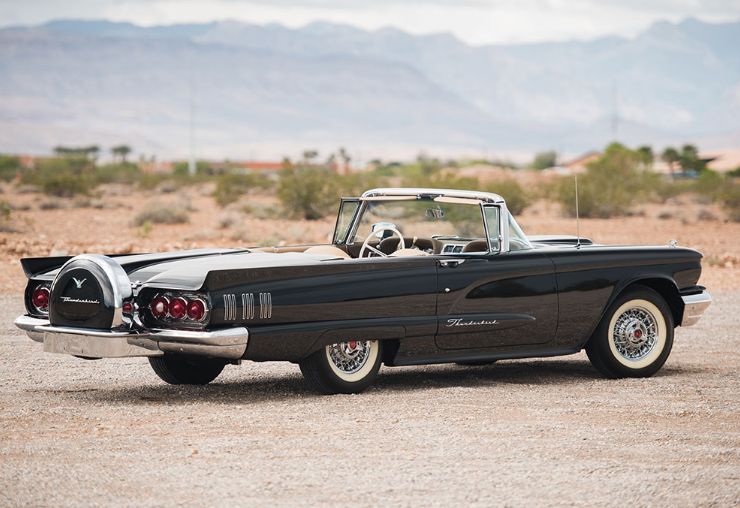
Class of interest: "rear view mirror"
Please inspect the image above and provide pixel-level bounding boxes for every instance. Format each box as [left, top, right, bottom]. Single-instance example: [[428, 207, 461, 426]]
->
[[425, 207, 445, 220]]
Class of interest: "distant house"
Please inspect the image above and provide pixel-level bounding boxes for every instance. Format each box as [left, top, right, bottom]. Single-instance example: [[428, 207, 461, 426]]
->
[[17, 154, 56, 169], [704, 150, 740, 174], [206, 160, 287, 175], [139, 160, 174, 174], [561, 151, 601, 174]]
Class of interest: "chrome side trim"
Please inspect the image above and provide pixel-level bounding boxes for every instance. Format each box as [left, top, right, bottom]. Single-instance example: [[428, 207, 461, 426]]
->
[[680, 291, 712, 327], [223, 293, 237, 321], [242, 292, 255, 320]]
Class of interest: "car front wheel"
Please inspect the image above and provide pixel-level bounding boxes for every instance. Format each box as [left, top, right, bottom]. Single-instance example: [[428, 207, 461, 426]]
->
[[586, 286, 674, 378], [299, 340, 382, 394]]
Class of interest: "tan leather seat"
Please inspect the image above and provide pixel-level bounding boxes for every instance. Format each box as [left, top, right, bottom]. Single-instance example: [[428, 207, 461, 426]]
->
[[388, 248, 430, 257], [462, 239, 489, 253], [379, 237, 433, 255], [303, 245, 351, 259]]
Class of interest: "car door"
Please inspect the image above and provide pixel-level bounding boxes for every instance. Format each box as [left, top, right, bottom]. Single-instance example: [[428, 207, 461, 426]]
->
[[434, 204, 558, 350]]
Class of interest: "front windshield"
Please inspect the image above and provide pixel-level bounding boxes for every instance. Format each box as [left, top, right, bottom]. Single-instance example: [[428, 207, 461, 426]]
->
[[349, 199, 486, 244]]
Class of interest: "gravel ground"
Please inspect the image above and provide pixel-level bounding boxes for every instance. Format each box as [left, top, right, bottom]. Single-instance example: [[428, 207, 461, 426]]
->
[[1, 293, 738, 507]]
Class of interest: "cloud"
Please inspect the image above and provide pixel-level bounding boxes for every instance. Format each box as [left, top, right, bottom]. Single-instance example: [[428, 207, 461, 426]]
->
[[1, 0, 739, 44]]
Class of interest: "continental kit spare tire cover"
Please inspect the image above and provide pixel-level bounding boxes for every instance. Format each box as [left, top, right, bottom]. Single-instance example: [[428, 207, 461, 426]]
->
[[49, 255, 131, 329]]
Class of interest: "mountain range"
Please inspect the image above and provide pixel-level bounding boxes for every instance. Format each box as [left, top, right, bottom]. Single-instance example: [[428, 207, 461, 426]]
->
[[0, 17, 739, 160]]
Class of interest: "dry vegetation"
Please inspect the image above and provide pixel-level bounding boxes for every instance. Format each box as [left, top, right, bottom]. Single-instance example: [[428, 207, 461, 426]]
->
[[0, 172, 738, 295]]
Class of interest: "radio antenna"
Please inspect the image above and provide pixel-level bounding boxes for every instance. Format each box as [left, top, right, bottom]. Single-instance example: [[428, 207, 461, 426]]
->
[[575, 175, 581, 249]]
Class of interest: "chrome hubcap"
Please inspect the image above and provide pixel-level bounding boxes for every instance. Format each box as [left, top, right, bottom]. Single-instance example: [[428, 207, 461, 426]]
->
[[328, 340, 371, 374], [613, 307, 658, 360]]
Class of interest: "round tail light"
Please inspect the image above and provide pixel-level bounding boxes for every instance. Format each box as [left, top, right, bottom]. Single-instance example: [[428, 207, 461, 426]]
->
[[169, 297, 187, 320], [186, 299, 206, 321], [31, 286, 50, 312], [150, 295, 169, 319], [122, 301, 134, 315]]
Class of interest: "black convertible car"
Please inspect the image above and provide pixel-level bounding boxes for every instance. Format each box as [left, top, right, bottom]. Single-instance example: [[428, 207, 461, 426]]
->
[[15, 188, 711, 394]]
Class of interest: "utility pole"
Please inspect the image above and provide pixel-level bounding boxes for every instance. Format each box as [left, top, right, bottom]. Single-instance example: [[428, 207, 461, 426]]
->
[[188, 63, 196, 176], [610, 82, 619, 142]]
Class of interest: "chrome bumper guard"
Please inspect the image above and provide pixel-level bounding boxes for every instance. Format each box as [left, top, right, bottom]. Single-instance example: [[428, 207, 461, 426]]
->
[[680, 290, 712, 327], [14, 315, 248, 360]]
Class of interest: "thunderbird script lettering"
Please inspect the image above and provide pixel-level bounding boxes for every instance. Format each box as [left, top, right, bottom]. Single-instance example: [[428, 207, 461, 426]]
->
[[61, 296, 100, 305], [446, 318, 499, 327]]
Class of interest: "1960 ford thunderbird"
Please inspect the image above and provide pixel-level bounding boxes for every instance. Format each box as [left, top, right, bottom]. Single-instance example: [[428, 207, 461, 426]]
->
[[15, 188, 711, 394]]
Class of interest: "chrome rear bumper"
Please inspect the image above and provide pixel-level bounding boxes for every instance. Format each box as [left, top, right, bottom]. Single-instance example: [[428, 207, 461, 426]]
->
[[680, 290, 712, 327], [14, 315, 248, 360]]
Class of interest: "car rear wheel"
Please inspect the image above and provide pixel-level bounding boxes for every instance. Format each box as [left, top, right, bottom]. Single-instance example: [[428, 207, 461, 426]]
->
[[299, 340, 382, 394], [586, 286, 674, 378], [148, 354, 226, 385]]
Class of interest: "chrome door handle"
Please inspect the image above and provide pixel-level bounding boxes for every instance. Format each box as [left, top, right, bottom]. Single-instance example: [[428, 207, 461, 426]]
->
[[439, 259, 465, 267]]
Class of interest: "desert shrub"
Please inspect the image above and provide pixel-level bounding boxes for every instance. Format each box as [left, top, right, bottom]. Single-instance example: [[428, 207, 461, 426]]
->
[[132, 204, 189, 226], [94, 163, 141, 185], [0, 200, 16, 232], [556, 143, 655, 218], [334, 172, 388, 197], [531, 150, 558, 170], [693, 170, 724, 198], [720, 184, 740, 222], [212, 173, 273, 207], [0, 200, 10, 220], [278, 168, 337, 220], [21, 157, 95, 197], [651, 178, 694, 203], [481, 179, 529, 215], [0, 155, 20, 182], [39, 200, 64, 210], [697, 209, 717, 221]]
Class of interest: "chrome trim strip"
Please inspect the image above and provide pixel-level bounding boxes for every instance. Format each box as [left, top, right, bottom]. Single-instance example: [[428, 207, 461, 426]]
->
[[223, 293, 237, 321], [681, 290, 712, 327], [361, 187, 505, 204], [14, 315, 249, 360]]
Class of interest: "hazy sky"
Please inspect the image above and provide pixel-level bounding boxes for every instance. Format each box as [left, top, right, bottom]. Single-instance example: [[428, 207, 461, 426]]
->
[[1, 0, 739, 44]]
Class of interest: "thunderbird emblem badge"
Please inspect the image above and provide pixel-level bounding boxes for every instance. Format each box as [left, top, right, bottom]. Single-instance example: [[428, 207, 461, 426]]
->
[[72, 277, 87, 289]]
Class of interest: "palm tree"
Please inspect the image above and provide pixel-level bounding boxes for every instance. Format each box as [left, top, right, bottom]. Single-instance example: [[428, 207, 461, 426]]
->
[[111, 145, 132, 163], [661, 147, 680, 179]]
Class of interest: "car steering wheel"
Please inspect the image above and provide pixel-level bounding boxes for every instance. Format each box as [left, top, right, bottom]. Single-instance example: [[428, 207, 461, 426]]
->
[[359, 227, 405, 257]]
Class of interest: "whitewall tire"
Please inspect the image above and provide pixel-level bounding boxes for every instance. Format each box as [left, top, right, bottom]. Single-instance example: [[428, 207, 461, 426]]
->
[[586, 286, 674, 378], [300, 340, 382, 394]]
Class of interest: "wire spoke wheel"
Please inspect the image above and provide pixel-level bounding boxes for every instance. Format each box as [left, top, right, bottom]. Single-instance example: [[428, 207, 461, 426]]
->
[[587, 287, 674, 378], [327, 340, 371, 374], [612, 307, 658, 361], [299, 339, 382, 394]]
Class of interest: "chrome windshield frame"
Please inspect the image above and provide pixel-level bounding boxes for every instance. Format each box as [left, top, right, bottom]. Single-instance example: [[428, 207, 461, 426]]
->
[[339, 188, 511, 254]]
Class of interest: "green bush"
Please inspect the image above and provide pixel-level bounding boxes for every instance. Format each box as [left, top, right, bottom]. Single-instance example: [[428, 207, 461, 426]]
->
[[132, 204, 189, 226], [0, 155, 20, 182], [693, 170, 724, 198], [94, 163, 141, 184], [0, 200, 10, 220], [555, 143, 655, 218], [21, 157, 95, 197], [278, 168, 338, 220], [212, 173, 273, 207], [481, 179, 529, 215], [720, 184, 740, 222]]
